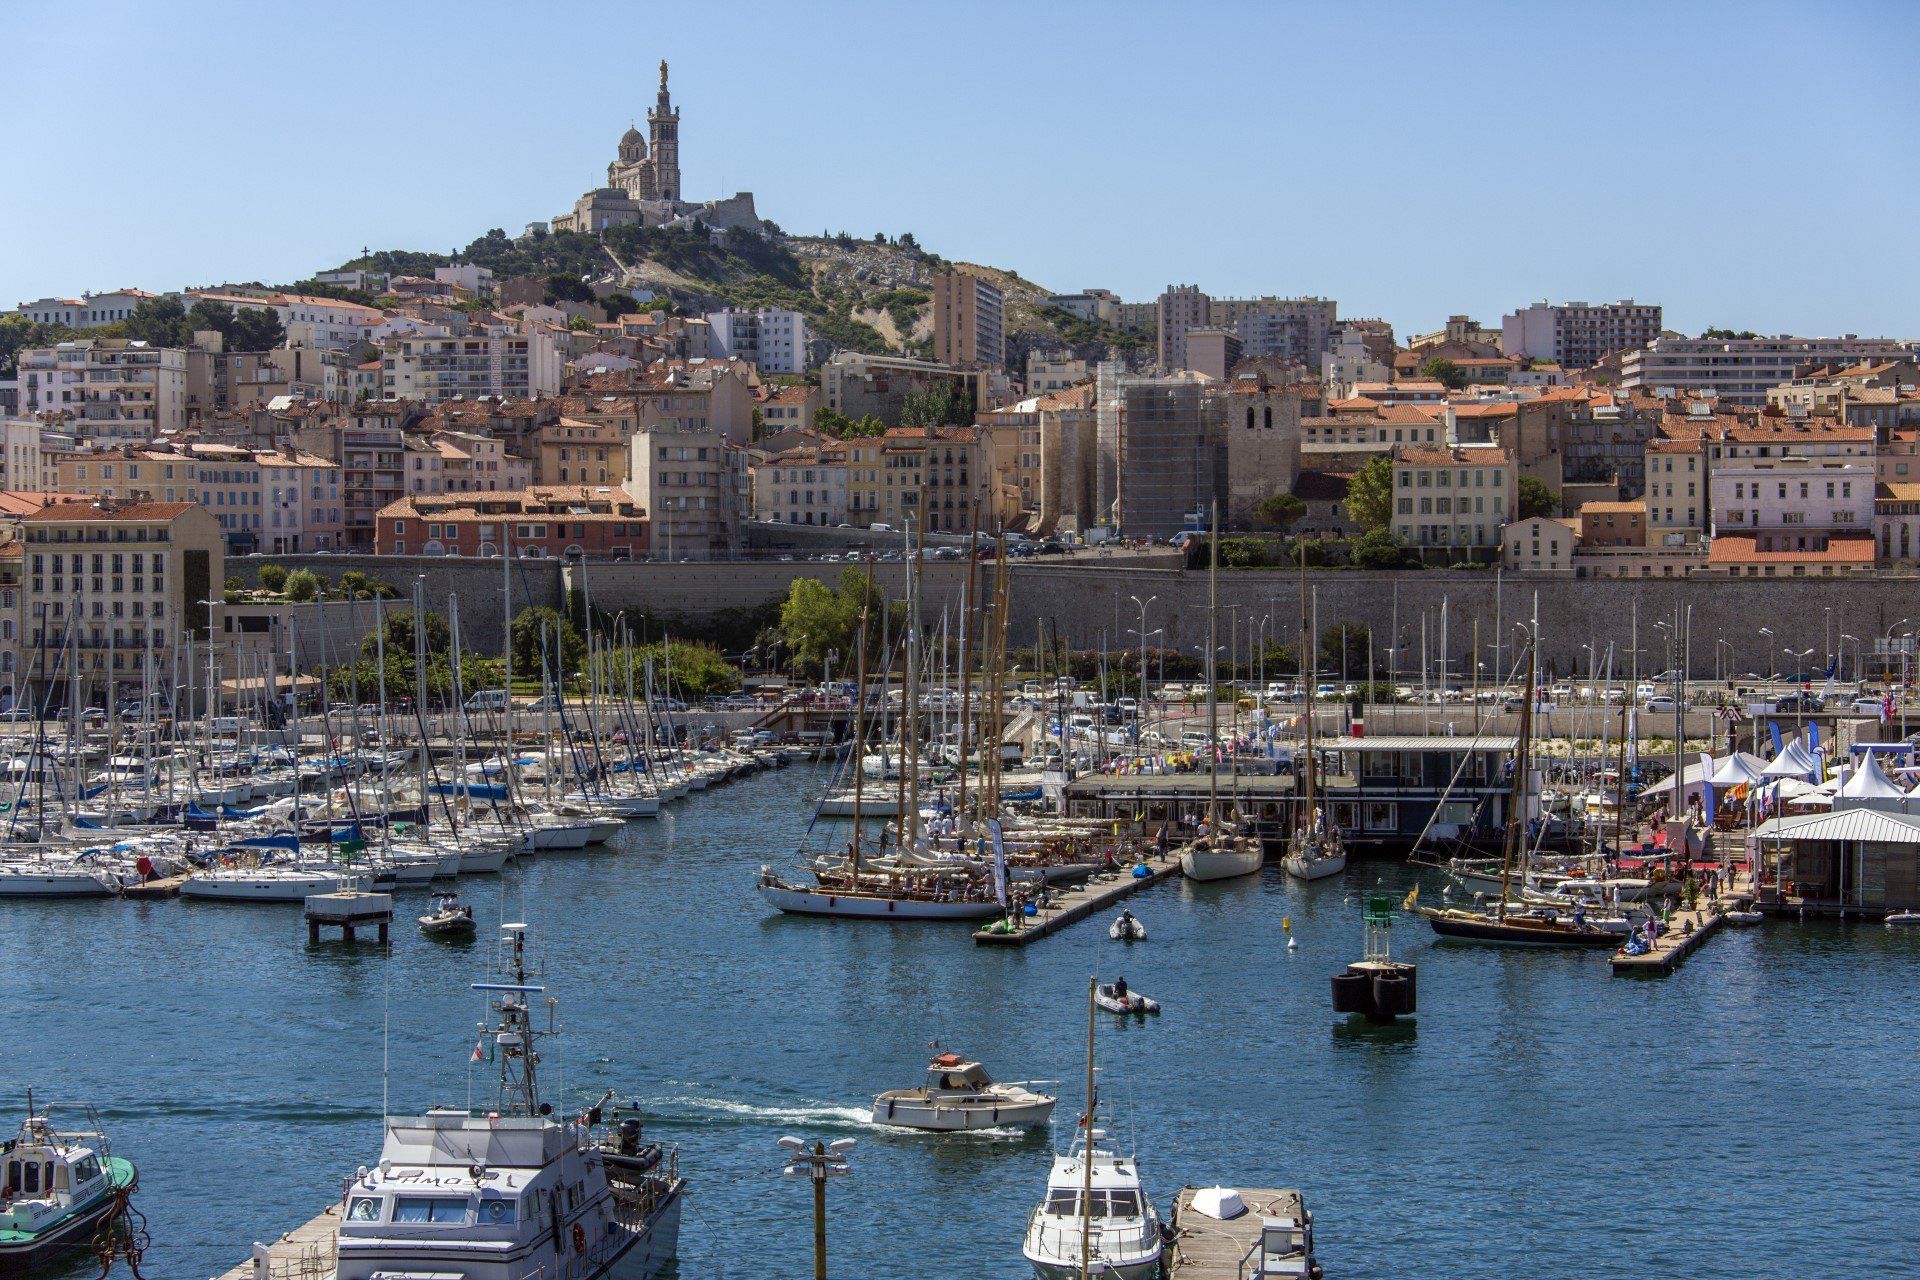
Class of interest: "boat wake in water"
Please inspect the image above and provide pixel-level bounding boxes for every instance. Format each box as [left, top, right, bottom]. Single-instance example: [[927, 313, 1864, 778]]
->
[[646, 1094, 1031, 1139]]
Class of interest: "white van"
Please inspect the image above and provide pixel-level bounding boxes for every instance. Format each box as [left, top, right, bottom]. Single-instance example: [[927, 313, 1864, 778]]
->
[[464, 690, 511, 713]]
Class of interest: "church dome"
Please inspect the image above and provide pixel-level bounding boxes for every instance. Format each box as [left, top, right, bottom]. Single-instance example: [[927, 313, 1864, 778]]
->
[[617, 125, 646, 163], [621, 124, 643, 146]]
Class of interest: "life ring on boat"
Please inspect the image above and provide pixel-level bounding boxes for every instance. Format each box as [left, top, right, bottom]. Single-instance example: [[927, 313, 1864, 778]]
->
[[572, 1222, 586, 1254]]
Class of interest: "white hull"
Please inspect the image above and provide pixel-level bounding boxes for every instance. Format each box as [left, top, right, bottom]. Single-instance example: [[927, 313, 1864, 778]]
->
[[182, 872, 350, 902], [1283, 850, 1346, 881], [819, 793, 902, 817], [1180, 843, 1263, 882], [531, 823, 593, 851], [1028, 1257, 1162, 1280], [871, 1096, 1055, 1130], [758, 883, 1001, 920], [0, 868, 114, 897], [455, 846, 510, 874]]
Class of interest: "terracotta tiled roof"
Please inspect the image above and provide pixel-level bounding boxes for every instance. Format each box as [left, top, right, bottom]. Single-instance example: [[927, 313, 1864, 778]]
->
[[21, 501, 197, 522], [1396, 445, 1511, 467], [1706, 532, 1875, 565]]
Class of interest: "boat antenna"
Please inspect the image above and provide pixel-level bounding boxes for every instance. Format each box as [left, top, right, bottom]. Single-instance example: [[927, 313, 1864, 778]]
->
[[382, 930, 391, 1121], [1081, 973, 1096, 1280]]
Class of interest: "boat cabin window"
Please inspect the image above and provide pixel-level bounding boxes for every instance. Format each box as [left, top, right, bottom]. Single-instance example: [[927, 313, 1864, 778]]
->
[[1044, 1189, 1078, 1214], [70, 1155, 100, 1185], [392, 1195, 469, 1224], [1042, 1189, 1143, 1217], [346, 1197, 383, 1222], [479, 1196, 517, 1225]]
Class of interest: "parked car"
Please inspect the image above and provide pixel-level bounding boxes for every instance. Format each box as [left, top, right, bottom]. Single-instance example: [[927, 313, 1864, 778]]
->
[[1774, 691, 1824, 713], [1645, 695, 1688, 715]]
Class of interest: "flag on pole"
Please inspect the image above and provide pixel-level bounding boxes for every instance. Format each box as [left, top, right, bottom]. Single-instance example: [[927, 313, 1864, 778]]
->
[[987, 818, 1009, 906], [472, 1035, 486, 1064]]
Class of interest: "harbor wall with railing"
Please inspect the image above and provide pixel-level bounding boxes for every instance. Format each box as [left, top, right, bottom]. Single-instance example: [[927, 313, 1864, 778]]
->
[[229, 555, 1920, 678]]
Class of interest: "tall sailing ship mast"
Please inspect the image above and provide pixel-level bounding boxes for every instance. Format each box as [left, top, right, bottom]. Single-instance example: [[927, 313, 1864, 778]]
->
[[1179, 503, 1262, 881], [1282, 544, 1347, 881]]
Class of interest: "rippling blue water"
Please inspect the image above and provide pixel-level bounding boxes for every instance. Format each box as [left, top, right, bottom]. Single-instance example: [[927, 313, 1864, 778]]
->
[[4, 763, 1914, 1279]]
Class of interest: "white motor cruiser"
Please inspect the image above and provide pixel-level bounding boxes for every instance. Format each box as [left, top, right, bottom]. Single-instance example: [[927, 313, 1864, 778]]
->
[[1020, 1124, 1163, 1280], [872, 1053, 1057, 1131], [332, 923, 684, 1280]]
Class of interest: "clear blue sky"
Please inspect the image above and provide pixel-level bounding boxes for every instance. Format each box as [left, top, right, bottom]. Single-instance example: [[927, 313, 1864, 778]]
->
[[6, 0, 1915, 338]]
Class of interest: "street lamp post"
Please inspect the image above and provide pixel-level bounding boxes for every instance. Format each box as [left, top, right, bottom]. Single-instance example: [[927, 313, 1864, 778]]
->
[[1760, 627, 1775, 684], [1840, 634, 1859, 686], [1129, 595, 1157, 706], [780, 1136, 855, 1280]]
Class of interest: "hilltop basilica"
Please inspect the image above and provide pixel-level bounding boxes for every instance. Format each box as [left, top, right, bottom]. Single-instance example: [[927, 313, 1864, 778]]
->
[[547, 61, 762, 235]]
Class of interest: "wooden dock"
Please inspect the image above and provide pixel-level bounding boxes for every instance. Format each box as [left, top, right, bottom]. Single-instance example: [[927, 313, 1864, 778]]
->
[[973, 852, 1182, 946], [1167, 1185, 1318, 1279], [213, 1202, 339, 1280], [1608, 887, 1745, 977], [119, 873, 190, 899]]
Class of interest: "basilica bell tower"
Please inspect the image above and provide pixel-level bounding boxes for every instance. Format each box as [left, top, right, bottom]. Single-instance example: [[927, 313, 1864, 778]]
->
[[647, 59, 681, 202]]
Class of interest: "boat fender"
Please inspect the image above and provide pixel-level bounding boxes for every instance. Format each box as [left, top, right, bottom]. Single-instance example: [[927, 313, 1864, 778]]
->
[[572, 1223, 586, 1254]]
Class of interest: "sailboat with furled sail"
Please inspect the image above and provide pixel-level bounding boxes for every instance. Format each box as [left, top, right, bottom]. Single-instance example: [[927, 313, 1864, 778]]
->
[[1283, 549, 1346, 881], [1419, 620, 1621, 946], [1180, 504, 1263, 881], [758, 513, 1002, 920]]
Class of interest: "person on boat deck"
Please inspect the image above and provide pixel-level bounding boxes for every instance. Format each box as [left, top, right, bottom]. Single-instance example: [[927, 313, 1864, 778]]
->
[[1119, 909, 1136, 932], [1113, 975, 1129, 1000]]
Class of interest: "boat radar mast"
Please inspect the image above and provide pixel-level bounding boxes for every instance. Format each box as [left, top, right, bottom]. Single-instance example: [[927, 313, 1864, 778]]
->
[[472, 923, 554, 1117]]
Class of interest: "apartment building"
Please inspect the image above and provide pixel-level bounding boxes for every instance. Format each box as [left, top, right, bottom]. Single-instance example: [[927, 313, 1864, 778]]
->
[[533, 418, 624, 487], [624, 427, 747, 559], [1576, 500, 1646, 547], [376, 485, 648, 559], [754, 443, 848, 527], [1501, 516, 1576, 574], [1707, 421, 1874, 547], [1025, 352, 1088, 395], [1390, 444, 1515, 558], [186, 290, 386, 350], [0, 419, 50, 492], [1155, 286, 1337, 374], [820, 352, 989, 422], [380, 320, 562, 403], [15, 290, 158, 330], [1045, 290, 1122, 325], [1184, 329, 1242, 382], [17, 500, 221, 707], [1622, 336, 1911, 408], [17, 339, 188, 440], [337, 421, 408, 551], [756, 384, 819, 436], [1501, 300, 1662, 370], [932, 271, 1005, 369], [704, 308, 808, 375], [1643, 436, 1708, 543]]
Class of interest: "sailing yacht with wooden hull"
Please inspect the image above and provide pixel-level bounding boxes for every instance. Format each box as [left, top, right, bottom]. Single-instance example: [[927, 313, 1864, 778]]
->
[[1420, 626, 1621, 947]]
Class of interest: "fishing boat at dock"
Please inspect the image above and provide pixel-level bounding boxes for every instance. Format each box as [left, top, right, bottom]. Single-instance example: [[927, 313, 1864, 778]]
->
[[0, 1093, 138, 1274]]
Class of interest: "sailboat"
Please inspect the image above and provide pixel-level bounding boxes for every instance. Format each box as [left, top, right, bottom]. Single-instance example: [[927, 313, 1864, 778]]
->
[[1181, 505, 1264, 883], [759, 522, 1002, 920], [1420, 628, 1621, 947], [1019, 978, 1165, 1280], [1283, 553, 1346, 882]]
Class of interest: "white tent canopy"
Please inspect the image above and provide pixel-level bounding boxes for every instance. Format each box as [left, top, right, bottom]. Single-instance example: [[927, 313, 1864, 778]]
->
[[1761, 739, 1822, 781], [1642, 752, 1768, 802], [1708, 753, 1767, 788], [1838, 753, 1906, 800]]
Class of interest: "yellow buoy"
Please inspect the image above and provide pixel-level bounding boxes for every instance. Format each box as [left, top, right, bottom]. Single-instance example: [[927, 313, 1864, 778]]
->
[[1282, 917, 1291, 932]]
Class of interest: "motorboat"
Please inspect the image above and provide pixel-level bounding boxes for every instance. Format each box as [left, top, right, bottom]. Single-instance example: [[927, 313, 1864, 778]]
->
[[1094, 982, 1160, 1017], [872, 1053, 1057, 1131], [1108, 911, 1146, 942], [331, 923, 683, 1280], [1885, 910, 1920, 925], [419, 903, 477, 938], [1725, 906, 1765, 925], [1020, 1125, 1163, 1280], [0, 1094, 137, 1273]]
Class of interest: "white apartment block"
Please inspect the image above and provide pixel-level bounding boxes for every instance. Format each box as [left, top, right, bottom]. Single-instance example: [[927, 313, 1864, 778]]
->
[[380, 323, 562, 403], [1622, 335, 1913, 408], [1501, 300, 1662, 370], [0, 419, 50, 492], [704, 308, 809, 375], [16, 340, 187, 440], [15, 290, 156, 329], [1025, 352, 1088, 394], [186, 290, 386, 350]]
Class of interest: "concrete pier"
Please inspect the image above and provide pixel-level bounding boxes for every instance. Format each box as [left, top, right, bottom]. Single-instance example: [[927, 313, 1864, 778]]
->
[[304, 891, 392, 944], [974, 851, 1181, 946]]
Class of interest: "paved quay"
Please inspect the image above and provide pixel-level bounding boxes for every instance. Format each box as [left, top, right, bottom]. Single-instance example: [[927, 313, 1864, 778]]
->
[[213, 1202, 338, 1280]]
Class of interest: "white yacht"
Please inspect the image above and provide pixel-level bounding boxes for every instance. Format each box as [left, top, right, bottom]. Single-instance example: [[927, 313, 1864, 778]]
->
[[1020, 1125, 1164, 1280], [180, 862, 360, 902], [331, 924, 684, 1280], [872, 1053, 1056, 1131], [1179, 832, 1264, 882]]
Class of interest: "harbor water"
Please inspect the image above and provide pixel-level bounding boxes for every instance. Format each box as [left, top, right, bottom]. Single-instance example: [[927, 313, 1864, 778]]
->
[[5, 763, 1914, 1279]]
